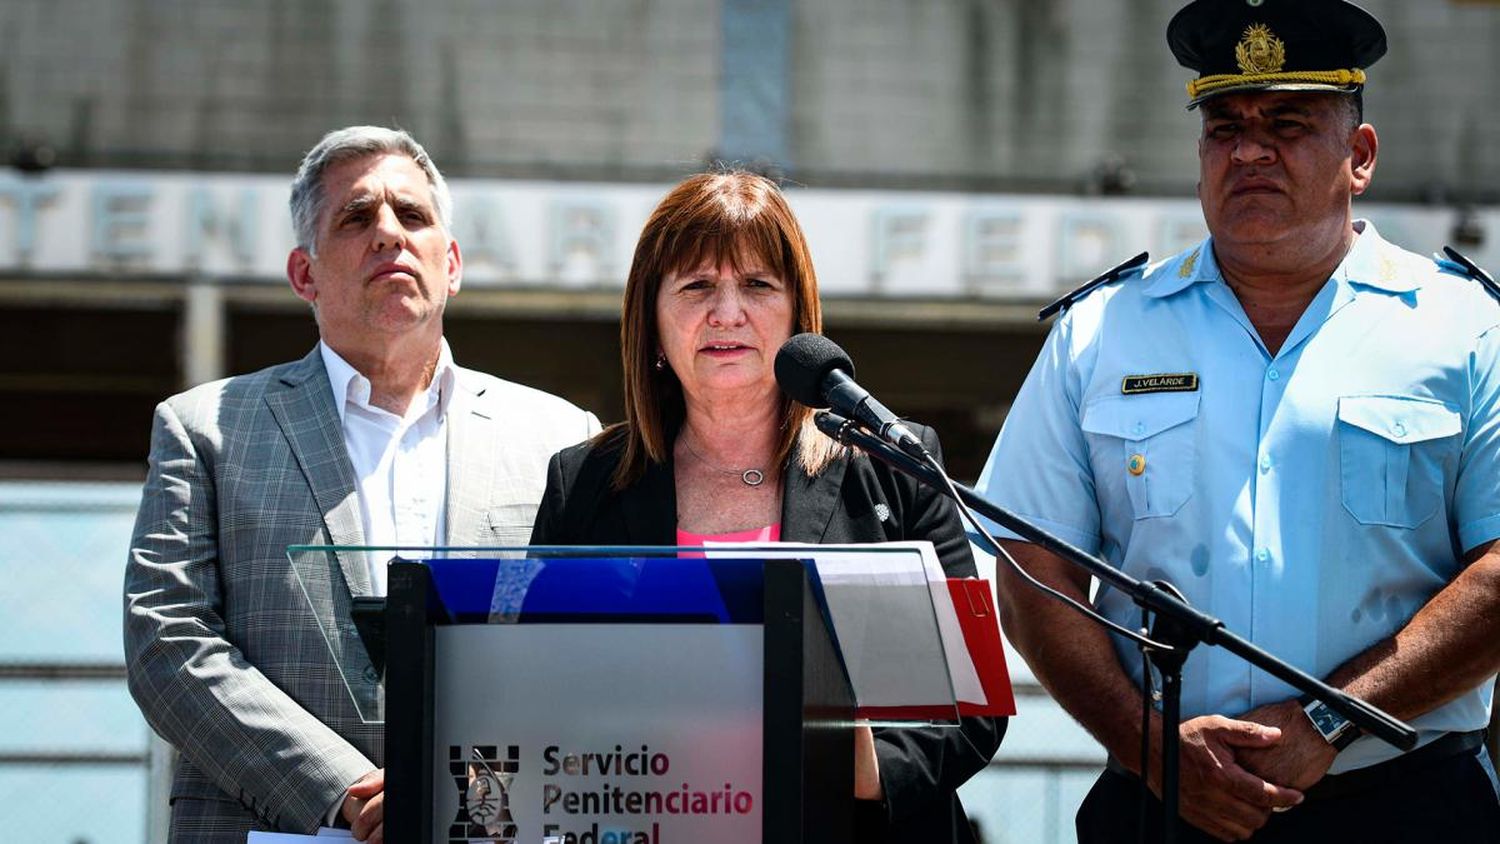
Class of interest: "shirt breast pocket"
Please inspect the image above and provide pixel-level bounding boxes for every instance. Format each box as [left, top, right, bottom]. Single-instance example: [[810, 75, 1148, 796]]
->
[[1337, 395, 1461, 529], [1082, 392, 1200, 519]]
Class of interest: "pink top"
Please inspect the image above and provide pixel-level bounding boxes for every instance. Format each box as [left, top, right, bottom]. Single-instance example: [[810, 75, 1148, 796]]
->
[[675, 523, 782, 554]]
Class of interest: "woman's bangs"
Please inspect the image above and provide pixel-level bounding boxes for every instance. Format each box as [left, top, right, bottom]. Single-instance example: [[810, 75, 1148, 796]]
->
[[661, 203, 790, 282]]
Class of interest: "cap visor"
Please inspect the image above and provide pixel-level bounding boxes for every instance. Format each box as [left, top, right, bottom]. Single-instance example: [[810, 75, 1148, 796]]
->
[[1187, 81, 1364, 109]]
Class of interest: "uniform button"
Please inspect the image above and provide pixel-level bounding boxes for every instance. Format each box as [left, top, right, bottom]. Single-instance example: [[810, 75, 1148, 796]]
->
[[1127, 454, 1147, 475], [1393, 421, 1407, 438], [1259, 454, 1272, 473], [1255, 548, 1270, 562], [362, 664, 381, 684], [1132, 422, 1146, 436], [1267, 368, 1280, 381]]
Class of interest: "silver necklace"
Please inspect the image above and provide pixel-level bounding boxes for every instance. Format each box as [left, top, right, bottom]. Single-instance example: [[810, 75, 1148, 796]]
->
[[679, 435, 768, 487]]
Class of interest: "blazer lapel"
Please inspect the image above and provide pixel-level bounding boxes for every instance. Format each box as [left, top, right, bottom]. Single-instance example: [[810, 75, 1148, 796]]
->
[[264, 348, 371, 596], [444, 373, 498, 549], [621, 457, 678, 546], [780, 449, 848, 543]]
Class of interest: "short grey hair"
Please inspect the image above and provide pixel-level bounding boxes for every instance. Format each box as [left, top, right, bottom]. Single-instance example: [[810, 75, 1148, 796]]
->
[[289, 126, 453, 253]]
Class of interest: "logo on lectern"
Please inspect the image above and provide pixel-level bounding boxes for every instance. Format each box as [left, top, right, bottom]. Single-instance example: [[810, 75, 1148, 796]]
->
[[449, 744, 520, 843]]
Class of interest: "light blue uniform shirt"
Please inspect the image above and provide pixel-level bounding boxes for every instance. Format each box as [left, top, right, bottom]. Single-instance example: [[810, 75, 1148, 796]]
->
[[977, 222, 1500, 772]]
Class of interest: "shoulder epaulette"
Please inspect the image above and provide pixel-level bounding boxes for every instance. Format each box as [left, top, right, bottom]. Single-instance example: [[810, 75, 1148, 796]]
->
[[1038, 252, 1150, 321], [1436, 246, 1500, 303]]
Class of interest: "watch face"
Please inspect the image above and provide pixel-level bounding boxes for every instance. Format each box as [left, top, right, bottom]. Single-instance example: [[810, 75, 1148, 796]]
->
[[1309, 704, 1346, 736]]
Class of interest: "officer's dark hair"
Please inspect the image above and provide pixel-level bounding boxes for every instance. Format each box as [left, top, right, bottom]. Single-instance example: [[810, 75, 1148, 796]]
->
[[1337, 91, 1364, 133]]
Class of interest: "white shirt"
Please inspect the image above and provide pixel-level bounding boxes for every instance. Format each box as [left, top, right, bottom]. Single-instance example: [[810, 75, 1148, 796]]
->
[[320, 339, 455, 596]]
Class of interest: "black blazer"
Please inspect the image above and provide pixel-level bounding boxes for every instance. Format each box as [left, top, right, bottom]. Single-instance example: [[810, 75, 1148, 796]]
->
[[531, 425, 1006, 844]]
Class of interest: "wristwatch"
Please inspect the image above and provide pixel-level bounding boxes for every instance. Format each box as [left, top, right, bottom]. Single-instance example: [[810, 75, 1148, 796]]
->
[[1300, 695, 1363, 751]]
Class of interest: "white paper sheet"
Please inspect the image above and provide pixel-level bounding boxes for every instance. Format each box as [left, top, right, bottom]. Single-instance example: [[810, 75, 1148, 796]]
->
[[701, 540, 986, 710]]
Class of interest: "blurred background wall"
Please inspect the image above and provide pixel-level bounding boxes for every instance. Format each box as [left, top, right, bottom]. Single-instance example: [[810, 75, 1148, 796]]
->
[[1, 1, 1497, 841], [5, 0, 1498, 196]]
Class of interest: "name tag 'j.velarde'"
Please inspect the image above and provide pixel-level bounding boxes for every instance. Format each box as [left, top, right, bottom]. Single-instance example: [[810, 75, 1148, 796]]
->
[[1121, 373, 1199, 395]]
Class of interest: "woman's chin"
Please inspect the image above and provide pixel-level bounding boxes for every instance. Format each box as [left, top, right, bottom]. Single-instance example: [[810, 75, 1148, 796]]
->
[[687, 371, 776, 401]]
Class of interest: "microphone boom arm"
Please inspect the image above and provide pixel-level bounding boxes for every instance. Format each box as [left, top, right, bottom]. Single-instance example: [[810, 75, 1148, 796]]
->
[[812, 410, 1416, 752]]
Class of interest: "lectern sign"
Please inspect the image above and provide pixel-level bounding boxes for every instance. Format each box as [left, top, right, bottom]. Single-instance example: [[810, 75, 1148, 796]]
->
[[434, 625, 764, 844]]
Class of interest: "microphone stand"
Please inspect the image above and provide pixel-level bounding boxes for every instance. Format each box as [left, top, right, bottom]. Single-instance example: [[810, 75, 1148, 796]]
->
[[813, 411, 1417, 844]]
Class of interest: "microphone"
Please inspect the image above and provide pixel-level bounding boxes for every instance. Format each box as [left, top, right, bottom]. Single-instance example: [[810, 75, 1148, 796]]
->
[[774, 333, 930, 458]]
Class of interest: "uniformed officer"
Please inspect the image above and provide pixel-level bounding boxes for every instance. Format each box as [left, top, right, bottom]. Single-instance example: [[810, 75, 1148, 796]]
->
[[976, 1, 1500, 841]]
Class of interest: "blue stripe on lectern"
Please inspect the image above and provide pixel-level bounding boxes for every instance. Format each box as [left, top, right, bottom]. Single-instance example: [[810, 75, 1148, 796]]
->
[[421, 556, 774, 624]]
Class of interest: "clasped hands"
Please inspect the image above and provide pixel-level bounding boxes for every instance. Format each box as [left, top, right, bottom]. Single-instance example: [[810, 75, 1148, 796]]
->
[[1144, 699, 1338, 842], [341, 768, 385, 843]]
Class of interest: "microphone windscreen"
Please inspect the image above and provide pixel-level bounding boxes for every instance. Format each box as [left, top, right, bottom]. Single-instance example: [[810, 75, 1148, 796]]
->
[[775, 333, 855, 408]]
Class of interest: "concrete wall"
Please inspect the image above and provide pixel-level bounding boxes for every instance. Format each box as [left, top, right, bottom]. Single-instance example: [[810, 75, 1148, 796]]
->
[[790, 0, 1500, 202], [2, 0, 1496, 196], [0, 0, 719, 178]]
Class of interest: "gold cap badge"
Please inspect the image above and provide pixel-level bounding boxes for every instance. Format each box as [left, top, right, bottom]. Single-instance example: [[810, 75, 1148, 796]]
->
[[1235, 24, 1286, 75]]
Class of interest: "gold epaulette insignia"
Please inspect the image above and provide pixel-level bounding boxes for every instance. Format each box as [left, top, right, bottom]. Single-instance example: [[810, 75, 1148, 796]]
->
[[1377, 255, 1398, 286], [1178, 247, 1201, 279]]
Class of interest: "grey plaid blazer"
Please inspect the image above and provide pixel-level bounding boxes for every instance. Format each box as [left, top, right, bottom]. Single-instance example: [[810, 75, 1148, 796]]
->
[[123, 348, 600, 841]]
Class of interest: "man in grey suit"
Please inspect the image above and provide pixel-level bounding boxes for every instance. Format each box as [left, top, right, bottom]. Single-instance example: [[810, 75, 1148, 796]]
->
[[124, 126, 601, 843]]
